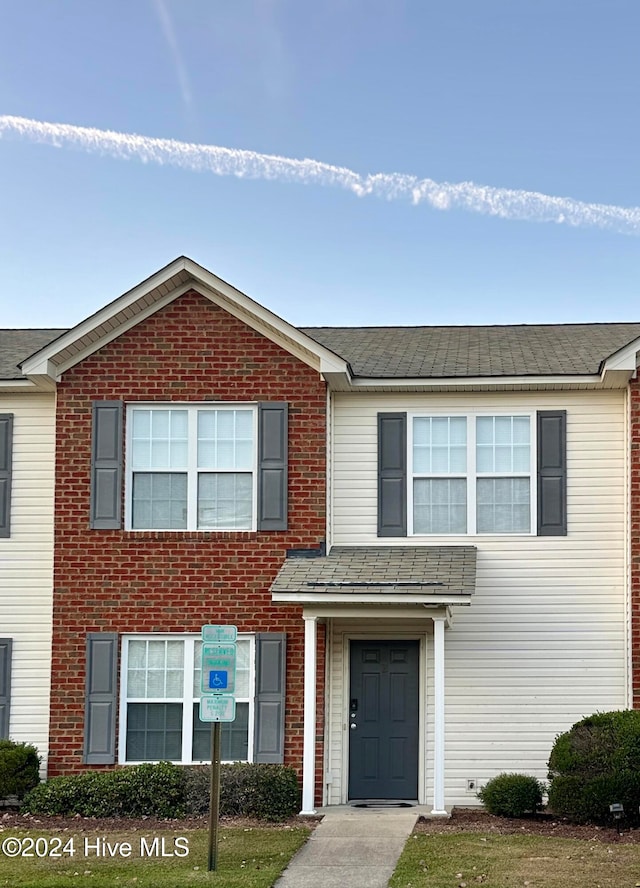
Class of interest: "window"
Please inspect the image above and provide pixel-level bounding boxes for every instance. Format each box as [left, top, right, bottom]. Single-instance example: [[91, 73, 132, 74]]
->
[[120, 635, 254, 764], [126, 405, 256, 531], [410, 414, 533, 535]]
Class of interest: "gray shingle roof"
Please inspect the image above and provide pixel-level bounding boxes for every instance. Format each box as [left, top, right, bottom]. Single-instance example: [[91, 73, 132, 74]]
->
[[300, 323, 640, 378], [0, 329, 67, 379], [271, 546, 477, 597], [4, 320, 640, 381]]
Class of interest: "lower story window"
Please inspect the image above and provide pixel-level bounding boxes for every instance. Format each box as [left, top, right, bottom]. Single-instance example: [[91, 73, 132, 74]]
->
[[120, 635, 253, 764]]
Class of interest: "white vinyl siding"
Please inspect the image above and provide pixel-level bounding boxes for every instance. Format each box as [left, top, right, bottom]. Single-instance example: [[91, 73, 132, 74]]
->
[[326, 390, 627, 807], [0, 394, 55, 774]]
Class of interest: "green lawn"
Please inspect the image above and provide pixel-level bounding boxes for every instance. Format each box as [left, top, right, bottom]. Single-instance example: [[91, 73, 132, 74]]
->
[[0, 826, 310, 888], [390, 832, 640, 888]]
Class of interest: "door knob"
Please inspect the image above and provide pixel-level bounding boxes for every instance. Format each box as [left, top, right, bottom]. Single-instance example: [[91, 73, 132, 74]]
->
[[350, 722, 357, 729]]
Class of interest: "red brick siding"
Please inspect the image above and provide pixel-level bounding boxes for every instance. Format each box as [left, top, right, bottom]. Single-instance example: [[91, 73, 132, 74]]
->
[[49, 291, 326, 802], [631, 378, 640, 709]]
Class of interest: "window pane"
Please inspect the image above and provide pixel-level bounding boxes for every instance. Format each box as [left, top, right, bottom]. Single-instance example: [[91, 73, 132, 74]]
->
[[476, 478, 530, 533], [235, 641, 251, 698], [198, 410, 254, 470], [494, 416, 512, 444], [193, 640, 202, 697], [414, 479, 467, 534], [131, 410, 188, 471], [192, 703, 249, 762], [148, 641, 165, 669], [127, 639, 184, 699], [126, 703, 183, 761], [132, 473, 187, 529], [198, 473, 252, 529], [494, 445, 512, 472], [413, 417, 467, 475], [476, 417, 493, 445], [128, 641, 146, 669], [513, 417, 530, 444], [513, 445, 531, 472], [476, 416, 530, 476]]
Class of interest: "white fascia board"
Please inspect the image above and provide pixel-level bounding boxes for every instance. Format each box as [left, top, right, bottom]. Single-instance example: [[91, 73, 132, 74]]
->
[[0, 378, 39, 390], [346, 374, 604, 390], [302, 604, 452, 621], [0, 375, 56, 392], [272, 591, 472, 606], [601, 341, 640, 373]]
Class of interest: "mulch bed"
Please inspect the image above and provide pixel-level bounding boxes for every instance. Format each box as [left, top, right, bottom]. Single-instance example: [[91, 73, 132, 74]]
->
[[0, 811, 315, 834], [415, 807, 640, 844], [2, 807, 638, 844]]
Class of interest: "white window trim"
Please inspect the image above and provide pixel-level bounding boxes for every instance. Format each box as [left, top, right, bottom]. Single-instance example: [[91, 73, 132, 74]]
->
[[408, 409, 537, 536], [124, 403, 258, 532], [118, 633, 255, 765]]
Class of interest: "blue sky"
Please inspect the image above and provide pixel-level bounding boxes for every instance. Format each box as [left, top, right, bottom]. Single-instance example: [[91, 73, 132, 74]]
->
[[1, 1, 639, 328]]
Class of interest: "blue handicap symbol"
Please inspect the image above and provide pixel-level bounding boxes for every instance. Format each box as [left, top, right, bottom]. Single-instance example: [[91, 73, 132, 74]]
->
[[209, 670, 228, 689]]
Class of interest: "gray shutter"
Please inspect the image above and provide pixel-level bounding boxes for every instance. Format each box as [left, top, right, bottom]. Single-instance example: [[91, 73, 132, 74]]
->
[[257, 402, 288, 531], [537, 410, 567, 536], [0, 639, 12, 739], [254, 633, 286, 763], [84, 633, 118, 764], [90, 401, 123, 529], [0, 414, 13, 538], [378, 412, 407, 537]]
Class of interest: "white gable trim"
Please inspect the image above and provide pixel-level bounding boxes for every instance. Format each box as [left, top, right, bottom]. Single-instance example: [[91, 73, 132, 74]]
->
[[20, 257, 350, 383]]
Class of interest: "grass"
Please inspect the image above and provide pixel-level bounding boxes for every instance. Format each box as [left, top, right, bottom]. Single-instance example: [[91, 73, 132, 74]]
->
[[0, 826, 310, 888], [390, 832, 640, 888]]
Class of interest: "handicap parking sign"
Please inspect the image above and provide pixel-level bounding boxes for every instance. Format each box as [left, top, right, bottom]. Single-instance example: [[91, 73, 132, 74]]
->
[[208, 670, 228, 690]]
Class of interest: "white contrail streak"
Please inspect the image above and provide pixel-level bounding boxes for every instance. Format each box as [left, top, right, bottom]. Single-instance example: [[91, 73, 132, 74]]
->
[[1, 114, 639, 235]]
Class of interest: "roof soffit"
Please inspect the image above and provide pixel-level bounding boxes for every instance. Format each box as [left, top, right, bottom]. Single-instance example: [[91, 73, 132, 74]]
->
[[20, 257, 349, 382]]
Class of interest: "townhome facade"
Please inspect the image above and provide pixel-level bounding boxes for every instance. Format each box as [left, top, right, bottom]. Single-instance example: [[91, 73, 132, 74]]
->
[[5, 257, 640, 812], [0, 330, 64, 773]]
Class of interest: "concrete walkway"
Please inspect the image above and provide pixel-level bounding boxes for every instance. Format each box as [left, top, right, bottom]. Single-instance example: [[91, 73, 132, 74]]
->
[[274, 806, 421, 888]]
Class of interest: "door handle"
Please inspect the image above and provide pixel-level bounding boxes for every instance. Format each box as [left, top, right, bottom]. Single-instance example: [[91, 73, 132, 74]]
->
[[350, 722, 357, 729]]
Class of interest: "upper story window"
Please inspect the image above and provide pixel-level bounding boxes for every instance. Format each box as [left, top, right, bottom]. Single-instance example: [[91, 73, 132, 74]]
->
[[126, 405, 256, 531], [410, 414, 533, 535]]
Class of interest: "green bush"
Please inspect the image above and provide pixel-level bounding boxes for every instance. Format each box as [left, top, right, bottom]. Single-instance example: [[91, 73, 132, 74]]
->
[[477, 773, 544, 818], [22, 762, 186, 818], [23, 761, 299, 821], [0, 739, 41, 800], [185, 763, 300, 821], [548, 710, 640, 825]]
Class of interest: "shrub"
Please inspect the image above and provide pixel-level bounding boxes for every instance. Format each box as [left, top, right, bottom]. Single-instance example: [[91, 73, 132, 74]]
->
[[185, 763, 300, 821], [548, 710, 640, 825], [23, 761, 299, 821], [22, 762, 186, 818], [0, 739, 40, 800], [478, 773, 544, 818]]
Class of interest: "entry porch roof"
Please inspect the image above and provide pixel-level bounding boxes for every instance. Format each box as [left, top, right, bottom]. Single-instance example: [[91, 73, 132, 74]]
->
[[270, 546, 476, 607]]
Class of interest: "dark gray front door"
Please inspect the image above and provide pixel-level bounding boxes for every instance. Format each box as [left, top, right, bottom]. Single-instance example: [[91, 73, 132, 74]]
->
[[348, 640, 419, 801]]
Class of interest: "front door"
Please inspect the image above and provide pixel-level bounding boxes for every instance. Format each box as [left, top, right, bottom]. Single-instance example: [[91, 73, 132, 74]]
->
[[348, 640, 419, 801]]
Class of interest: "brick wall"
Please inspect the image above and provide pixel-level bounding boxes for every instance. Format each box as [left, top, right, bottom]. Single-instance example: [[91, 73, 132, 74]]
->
[[49, 290, 327, 802]]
